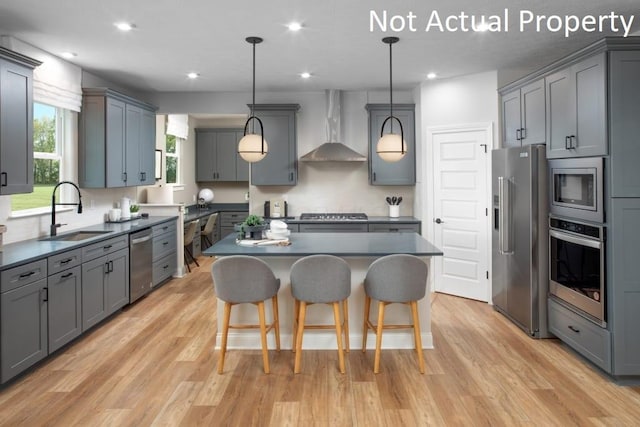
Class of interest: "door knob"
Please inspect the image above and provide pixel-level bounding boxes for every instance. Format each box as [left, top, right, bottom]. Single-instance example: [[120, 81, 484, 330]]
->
[[434, 218, 444, 224]]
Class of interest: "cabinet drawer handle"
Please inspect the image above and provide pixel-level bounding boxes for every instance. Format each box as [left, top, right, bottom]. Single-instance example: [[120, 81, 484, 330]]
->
[[19, 271, 36, 279], [163, 241, 169, 246], [568, 325, 580, 333], [60, 258, 73, 264], [163, 264, 169, 269], [61, 272, 73, 278], [389, 228, 399, 232], [103, 244, 113, 250]]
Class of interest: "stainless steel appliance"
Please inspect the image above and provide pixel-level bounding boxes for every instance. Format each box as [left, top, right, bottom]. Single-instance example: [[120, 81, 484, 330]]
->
[[549, 157, 604, 223], [129, 227, 153, 303], [549, 216, 606, 326], [299, 213, 368, 221], [492, 145, 550, 338]]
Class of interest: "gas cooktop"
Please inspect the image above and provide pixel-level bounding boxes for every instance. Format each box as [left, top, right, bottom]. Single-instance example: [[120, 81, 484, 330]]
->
[[299, 213, 368, 221]]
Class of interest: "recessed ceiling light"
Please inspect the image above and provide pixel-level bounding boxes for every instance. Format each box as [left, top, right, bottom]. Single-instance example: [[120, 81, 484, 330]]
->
[[288, 22, 303, 31], [61, 52, 77, 59], [114, 22, 135, 32], [426, 72, 437, 80], [300, 72, 311, 79], [187, 72, 200, 79]]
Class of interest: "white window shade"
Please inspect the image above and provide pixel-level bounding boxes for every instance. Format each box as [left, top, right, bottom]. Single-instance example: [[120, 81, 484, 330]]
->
[[166, 114, 189, 139], [0, 36, 82, 112]]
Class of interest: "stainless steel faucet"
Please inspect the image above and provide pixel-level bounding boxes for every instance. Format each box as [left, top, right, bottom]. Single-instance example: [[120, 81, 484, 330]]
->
[[51, 181, 83, 236]]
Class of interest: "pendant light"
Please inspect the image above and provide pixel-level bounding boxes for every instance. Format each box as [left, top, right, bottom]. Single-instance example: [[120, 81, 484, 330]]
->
[[238, 36, 268, 163], [376, 36, 407, 163]]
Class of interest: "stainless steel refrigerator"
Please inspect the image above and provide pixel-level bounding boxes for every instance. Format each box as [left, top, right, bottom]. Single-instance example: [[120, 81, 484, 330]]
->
[[492, 144, 550, 338]]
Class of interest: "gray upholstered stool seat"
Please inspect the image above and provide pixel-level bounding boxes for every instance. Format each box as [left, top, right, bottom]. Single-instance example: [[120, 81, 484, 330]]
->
[[201, 213, 218, 249], [290, 254, 351, 373], [211, 255, 281, 374], [362, 254, 428, 374]]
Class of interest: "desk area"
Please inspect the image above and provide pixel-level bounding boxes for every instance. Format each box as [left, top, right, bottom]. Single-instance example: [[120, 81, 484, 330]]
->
[[204, 232, 443, 350]]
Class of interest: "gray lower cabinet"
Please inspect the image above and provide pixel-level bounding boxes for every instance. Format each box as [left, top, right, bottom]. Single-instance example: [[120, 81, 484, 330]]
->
[[500, 79, 545, 148], [79, 88, 157, 188], [249, 104, 299, 186], [195, 129, 248, 182], [609, 198, 640, 376], [368, 223, 420, 233], [299, 223, 368, 233], [366, 104, 416, 185], [220, 211, 249, 238], [0, 47, 40, 195], [0, 259, 48, 383], [47, 265, 82, 353], [152, 220, 177, 286], [548, 298, 611, 372], [546, 53, 607, 158], [81, 236, 129, 331]]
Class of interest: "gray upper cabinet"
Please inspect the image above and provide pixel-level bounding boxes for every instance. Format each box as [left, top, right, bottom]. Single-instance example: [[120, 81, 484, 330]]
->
[[609, 51, 640, 198], [79, 88, 157, 188], [0, 47, 40, 195], [250, 104, 299, 186], [366, 104, 416, 185], [500, 79, 545, 148], [546, 53, 607, 159], [195, 129, 248, 182]]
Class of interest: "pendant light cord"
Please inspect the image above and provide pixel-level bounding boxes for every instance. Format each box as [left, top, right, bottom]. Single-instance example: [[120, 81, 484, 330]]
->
[[389, 40, 393, 134], [251, 39, 256, 134]]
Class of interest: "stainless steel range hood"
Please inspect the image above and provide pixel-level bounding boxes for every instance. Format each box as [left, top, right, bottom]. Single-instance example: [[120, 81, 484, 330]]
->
[[300, 90, 366, 162]]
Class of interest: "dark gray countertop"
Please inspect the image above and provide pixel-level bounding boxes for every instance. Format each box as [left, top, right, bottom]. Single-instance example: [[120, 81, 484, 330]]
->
[[266, 215, 421, 225], [203, 232, 442, 257], [0, 216, 177, 270]]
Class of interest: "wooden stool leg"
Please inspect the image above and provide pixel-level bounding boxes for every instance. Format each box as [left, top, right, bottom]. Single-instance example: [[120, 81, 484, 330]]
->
[[272, 295, 281, 351], [257, 301, 270, 374], [374, 301, 385, 374], [292, 299, 300, 353], [411, 301, 425, 374], [218, 302, 232, 374], [343, 299, 350, 353], [362, 295, 371, 352], [333, 302, 346, 373], [294, 302, 307, 374]]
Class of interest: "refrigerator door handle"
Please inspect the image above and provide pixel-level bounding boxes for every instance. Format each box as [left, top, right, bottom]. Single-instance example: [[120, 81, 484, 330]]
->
[[498, 176, 512, 254]]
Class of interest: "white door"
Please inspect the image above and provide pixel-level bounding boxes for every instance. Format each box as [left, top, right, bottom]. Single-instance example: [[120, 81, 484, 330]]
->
[[429, 125, 491, 301]]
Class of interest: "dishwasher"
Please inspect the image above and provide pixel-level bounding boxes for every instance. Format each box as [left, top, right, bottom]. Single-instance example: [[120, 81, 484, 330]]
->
[[129, 227, 153, 303]]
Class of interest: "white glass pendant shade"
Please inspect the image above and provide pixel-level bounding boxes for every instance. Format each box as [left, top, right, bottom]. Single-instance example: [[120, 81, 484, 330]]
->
[[376, 133, 407, 162], [238, 133, 269, 163]]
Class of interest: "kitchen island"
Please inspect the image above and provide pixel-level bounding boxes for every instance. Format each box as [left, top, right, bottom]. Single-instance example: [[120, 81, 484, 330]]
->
[[203, 232, 442, 350]]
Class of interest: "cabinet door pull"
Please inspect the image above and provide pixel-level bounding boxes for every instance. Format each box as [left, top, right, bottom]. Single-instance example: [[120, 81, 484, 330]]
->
[[123, 172, 127, 182], [1, 172, 7, 187], [105, 262, 110, 274], [61, 272, 73, 278], [19, 271, 36, 279], [373, 172, 377, 182], [568, 325, 580, 333], [516, 129, 521, 141], [565, 136, 571, 149], [570, 135, 576, 149], [290, 172, 294, 181], [42, 287, 48, 303], [520, 128, 526, 140], [109, 261, 114, 273]]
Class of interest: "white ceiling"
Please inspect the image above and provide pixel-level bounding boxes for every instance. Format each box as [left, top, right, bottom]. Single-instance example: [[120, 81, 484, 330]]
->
[[0, 0, 638, 92]]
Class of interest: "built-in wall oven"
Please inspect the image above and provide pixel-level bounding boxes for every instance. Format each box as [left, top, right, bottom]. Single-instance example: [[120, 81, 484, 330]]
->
[[549, 216, 605, 326], [549, 157, 604, 223]]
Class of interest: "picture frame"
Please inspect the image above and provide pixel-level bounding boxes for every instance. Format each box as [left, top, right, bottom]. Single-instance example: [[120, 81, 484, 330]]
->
[[155, 149, 163, 180]]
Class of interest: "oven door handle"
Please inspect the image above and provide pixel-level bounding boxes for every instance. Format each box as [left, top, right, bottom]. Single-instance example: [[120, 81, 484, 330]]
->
[[498, 176, 513, 255], [549, 229, 601, 249]]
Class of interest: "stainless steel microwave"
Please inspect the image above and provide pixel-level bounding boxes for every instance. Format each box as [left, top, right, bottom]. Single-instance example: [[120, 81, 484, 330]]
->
[[549, 157, 604, 223]]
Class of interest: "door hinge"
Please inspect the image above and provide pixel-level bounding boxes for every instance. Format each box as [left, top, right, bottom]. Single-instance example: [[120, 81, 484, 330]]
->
[[486, 271, 489, 279]]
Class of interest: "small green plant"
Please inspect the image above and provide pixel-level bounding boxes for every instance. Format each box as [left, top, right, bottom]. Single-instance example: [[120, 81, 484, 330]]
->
[[236, 214, 266, 239], [242, 214, 264, 227], [130, 204, 139, 213]]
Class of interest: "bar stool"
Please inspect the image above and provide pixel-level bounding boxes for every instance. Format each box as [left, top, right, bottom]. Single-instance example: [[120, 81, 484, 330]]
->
[[211, 256, 281, 374], [362, 254, 428, 374], [201, 213, 218, 249], [290, 254, 351, 374], [183, 220, 200, 272]]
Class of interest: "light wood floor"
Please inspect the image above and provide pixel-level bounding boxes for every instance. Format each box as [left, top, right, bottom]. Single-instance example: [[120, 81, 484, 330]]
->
[[1, 256, 639, 426]]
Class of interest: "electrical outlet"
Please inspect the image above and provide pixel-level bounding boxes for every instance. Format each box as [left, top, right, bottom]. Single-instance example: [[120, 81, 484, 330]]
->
[[245, 192, 250, 201]]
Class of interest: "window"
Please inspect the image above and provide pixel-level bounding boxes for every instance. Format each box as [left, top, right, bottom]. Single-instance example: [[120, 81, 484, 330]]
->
[[165, 134, 182, 184], [11, 103, 66, 212]]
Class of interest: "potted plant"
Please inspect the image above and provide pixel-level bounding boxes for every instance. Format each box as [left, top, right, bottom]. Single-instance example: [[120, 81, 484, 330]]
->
[[129, 204, 140, 217], [235, 214, 267, 240]]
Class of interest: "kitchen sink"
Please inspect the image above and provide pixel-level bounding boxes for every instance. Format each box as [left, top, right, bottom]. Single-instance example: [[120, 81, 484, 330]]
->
[[40, 230, 112, 242]]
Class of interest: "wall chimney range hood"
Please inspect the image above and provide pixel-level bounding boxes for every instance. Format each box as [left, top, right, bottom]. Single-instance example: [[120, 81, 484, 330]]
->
[[300, 90, 366, 162]]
